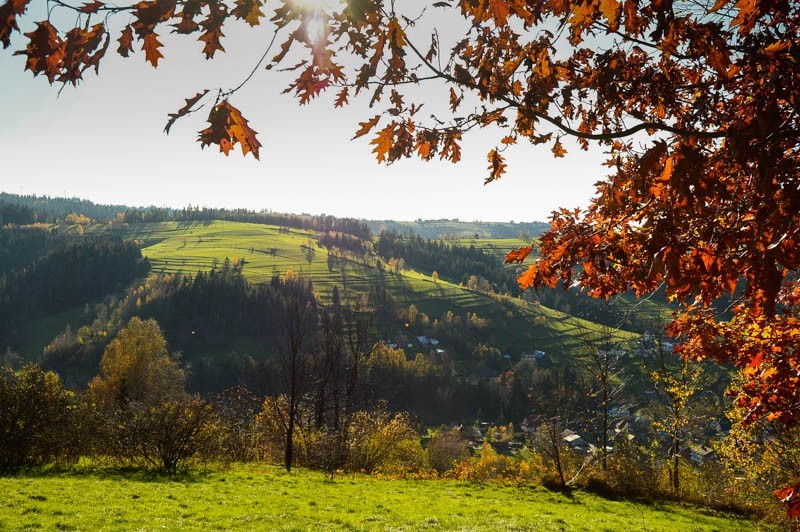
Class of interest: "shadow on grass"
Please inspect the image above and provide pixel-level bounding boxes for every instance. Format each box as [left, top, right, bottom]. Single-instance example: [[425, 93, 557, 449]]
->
[[1, 464, 216, 483]]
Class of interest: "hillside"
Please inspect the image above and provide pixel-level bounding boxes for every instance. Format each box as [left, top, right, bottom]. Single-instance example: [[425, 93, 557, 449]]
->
[[118, 220, 634, 360], [0, 465, 760, 531], [367, 218, 549, 240]]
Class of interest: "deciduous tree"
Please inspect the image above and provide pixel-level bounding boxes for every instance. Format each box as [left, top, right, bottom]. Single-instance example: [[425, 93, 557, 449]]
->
[[89, 316, 186, 406]]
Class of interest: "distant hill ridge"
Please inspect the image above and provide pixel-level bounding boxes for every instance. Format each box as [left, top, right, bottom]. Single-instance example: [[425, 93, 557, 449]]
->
[[1, 192, 549, 239], [367, 219, 550, 240]]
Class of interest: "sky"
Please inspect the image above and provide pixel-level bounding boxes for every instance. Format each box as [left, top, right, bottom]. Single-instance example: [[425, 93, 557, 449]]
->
[[0, 3, 609, 223]]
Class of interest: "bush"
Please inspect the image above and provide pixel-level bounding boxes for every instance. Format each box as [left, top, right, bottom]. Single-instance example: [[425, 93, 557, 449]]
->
[[94, 396, 220, 472], [213, 386, 263, 463], [427, 427, 469, 474], [0, 364, 83, 470], [602, 436, 662, 498], [346, 406, 423, 475], [253, 395, 302, 464], [451, 445, 543, 483]]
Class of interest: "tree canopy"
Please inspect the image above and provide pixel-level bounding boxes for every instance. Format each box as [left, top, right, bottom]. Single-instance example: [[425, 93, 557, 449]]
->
[[3, 0, 799, 495]]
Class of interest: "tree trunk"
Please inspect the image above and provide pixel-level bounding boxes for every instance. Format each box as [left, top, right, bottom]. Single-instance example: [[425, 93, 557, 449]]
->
[[285, 411, 294, 472], [601, 384, 608, 471], [671, 437, 680, 492]]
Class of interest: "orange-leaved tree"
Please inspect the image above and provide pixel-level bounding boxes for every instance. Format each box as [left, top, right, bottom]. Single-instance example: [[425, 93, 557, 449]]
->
[[3, 0, 799, 514]]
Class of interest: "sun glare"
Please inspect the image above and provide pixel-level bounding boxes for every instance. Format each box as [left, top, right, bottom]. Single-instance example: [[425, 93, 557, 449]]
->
[[289, 0, 344, 44], [290, 0, 338, 9], [305, 16, 327, 45]]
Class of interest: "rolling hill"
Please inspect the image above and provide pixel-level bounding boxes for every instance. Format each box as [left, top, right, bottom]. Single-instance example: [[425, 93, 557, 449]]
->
[[116, 220, 635, 361]]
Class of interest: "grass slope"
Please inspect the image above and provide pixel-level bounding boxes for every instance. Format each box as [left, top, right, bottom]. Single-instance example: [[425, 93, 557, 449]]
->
[[367, 219, 549, 240], [119, 221, 632, 358], [0, 465, 760, 531]]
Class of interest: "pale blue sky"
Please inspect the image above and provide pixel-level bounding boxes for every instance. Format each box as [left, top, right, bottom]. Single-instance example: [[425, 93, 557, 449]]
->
[[0, 4, 608, 222]]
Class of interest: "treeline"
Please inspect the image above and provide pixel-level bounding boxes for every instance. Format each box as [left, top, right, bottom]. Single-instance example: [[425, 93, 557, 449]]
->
[[376, 231, 519, 294], [0, 193, 372, 240], [367, 219, 550, 239], [120, 206, 372, 240], [0, 202, 45, 226], [0, 237, 149, 347], [42, 264, 318, 388], [0, 193, 131, 223], [318, 230, 368, 257], [0, 225, 68, 274]]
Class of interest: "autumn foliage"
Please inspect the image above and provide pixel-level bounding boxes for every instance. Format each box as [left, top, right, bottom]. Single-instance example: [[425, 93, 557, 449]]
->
[[3, 0, 799, 515]]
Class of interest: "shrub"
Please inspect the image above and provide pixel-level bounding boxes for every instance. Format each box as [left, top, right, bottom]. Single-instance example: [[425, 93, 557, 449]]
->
[[602, 436, 662, 498], [346, 406, 423, 474], [213, 386, 263, 463], [94, 396, 220, 472], [0, 364, 83, 470], [427, 427, 469, 474]]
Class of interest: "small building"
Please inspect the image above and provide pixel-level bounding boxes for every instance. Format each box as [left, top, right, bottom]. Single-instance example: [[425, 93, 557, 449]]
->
[[561, 428, 590, 452], [686, 443, 717, 465], [521, 349, 546, 361], [609, 404, 631, 420], [521, 415, 543, 434]]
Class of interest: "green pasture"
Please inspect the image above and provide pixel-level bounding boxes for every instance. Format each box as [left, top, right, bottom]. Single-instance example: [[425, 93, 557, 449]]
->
[[451, 236, 535, 264], [0, 465, 761, 531], [368, 219, 548, 240], [118, 221, 630, 359], [14, 304, 89, 360]]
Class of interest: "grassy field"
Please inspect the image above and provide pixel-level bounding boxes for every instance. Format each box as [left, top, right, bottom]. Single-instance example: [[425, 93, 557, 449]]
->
[[367, 219, 549, 240], [114, 221, 632, 358], [451, 237, 534, 264], [0, 465, 762, 531]]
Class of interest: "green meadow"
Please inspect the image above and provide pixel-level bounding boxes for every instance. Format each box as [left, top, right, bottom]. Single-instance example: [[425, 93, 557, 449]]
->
[[0, 465, 762, 531], [115, 221, 632, 358]]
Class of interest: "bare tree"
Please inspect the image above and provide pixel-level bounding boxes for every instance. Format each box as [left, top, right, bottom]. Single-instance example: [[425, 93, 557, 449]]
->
[[341, 297, 376, 419], [530, 374, 591, 490], [273, 275, 317, 472], [579, 325, 627, 472], [314, 287, 343, 430]]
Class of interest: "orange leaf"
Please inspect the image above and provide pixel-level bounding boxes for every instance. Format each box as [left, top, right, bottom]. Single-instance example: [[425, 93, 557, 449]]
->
[[370, 123, 395, 163], [661, 156, 674, 181], [165, 89, 209, 134], [505, 246, 533, 264], [352, 115, 380, 140], [731, 0, 758, 34], [699, 249, 716, 273], [775, 483, 800, 519], [80, 0, 103, 13], [551, 138, 566, 158], [142, 32, 163, 67], [232, 0, 263, 27], [198, 3, 227, 59], [117, 25, 134, 57], [599, 0, 620, 30], [334, 86, 349, 108], [488, 0, 510, 24], [486, 148, 507, 183], [449, 87, 462, 112], [517, 264, 538, 290], [14, 20, 64, 83], [198, 101, 261, 159], [0, 0, 32, 48], [386, 17, 406, 50]]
